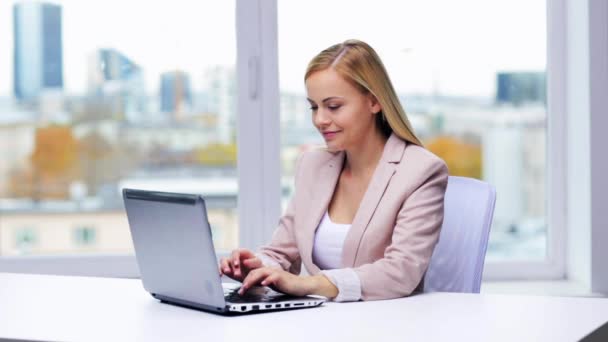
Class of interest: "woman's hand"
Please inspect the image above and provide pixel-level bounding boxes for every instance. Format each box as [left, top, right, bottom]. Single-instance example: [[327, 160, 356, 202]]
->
[[239, 267, 339, 299], [239, 267, 314, 296], [219, 248, 263, 282]]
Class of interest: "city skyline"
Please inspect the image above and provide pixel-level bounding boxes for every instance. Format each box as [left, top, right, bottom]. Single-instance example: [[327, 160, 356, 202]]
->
[[1, 0, 546, 98]]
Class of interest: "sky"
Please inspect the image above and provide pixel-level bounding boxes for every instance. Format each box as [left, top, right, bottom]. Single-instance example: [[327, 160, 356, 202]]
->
[[1, 0, 546, 98]]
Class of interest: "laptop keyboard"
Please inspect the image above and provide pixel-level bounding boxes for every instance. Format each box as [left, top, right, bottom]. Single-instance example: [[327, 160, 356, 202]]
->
[[224, 286, 290, 303]]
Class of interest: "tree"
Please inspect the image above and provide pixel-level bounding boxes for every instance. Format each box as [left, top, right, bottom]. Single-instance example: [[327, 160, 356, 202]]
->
[[426, 135, 482, 179], [193, 143, 237, 167], [25, 125, 80, 199], [78, 129, 141, 195]]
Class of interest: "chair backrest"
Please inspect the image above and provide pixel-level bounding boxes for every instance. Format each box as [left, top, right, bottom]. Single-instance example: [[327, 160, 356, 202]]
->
[[423, 176, 496, 293]]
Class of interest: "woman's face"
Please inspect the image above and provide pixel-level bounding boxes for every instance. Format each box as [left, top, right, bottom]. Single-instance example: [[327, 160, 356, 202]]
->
[[305, 68, 381, 152]]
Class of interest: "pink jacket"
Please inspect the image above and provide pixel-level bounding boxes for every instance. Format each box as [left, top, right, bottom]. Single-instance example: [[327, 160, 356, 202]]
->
[[259, 133, 449, 301]]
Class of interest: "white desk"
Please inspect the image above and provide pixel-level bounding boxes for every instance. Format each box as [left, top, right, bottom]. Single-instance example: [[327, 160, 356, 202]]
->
[[1, 273, 607, 342]]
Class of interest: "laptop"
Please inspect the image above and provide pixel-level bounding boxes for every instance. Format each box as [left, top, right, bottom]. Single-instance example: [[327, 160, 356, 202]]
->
[[122, 188, 326, 314]]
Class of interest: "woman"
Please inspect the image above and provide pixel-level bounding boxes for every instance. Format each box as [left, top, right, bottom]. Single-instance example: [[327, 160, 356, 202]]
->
[[220, 39, 448, 302]]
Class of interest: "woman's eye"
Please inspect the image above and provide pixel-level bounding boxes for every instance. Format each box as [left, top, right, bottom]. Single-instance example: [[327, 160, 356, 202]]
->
[[309, 106, 318, 111], [328, 105, 341, 111]]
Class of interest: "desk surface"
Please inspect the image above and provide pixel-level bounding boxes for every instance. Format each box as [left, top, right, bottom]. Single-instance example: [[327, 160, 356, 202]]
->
[[1, 272, 607, 342]]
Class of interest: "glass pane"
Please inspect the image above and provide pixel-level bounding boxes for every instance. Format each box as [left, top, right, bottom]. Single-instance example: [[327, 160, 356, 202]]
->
[[0, 0, 238, 255], [278, 0, 547, 262]]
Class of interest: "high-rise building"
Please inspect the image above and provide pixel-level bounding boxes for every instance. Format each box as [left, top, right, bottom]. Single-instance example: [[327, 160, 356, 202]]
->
[[87, 48, 145, 120], [160, 71, 192, 115], [89, 48, 141, 84], [13, 1, 64, 101], [496, 72, 546, 106]]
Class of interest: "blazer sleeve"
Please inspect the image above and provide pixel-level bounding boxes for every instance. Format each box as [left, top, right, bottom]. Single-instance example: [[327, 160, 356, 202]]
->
[[256, 154, 305, 274], [353, 159, 448, 301]]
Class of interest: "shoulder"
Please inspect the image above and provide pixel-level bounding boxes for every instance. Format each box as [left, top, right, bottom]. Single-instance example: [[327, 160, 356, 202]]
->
[[384, 133, 447, 175], [402, 144, 447, 173], [394, 142, 449, 189], [296, 146, 340, 170], [290, 146, 342, 189]]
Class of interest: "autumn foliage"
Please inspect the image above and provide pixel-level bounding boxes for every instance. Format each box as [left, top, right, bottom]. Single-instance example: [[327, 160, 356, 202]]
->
[[426, 135, 482, 179], [193, 143, 237, 166], [30, 126, 79, 179], [9, 125, 80, 199]]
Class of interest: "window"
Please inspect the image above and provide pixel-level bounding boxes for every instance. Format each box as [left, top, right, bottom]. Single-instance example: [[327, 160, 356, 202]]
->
[[14, 227, 37, 254], [278, 1, 550, 265], [0, 0, 239, 258], [73, 226, 96, 246], [2, 0, 570, 280]]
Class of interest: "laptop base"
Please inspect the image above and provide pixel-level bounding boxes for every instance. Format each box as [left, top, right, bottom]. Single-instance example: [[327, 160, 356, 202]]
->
[[153, 293, 324, 316]]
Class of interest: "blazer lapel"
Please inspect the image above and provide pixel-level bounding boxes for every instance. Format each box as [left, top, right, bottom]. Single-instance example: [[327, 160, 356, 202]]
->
[[300, 152, 345, 274], [341, 134, 405, 267]]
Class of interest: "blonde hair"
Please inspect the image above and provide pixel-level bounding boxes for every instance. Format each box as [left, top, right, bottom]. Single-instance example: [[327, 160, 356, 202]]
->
[[305, 39, 423, 146]]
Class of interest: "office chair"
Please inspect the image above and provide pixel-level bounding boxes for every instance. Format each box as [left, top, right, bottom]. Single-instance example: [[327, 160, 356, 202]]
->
[[423, 176, 497, 293]]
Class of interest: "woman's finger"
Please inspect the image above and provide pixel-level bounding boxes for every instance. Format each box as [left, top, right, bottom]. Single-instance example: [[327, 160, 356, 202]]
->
[[231, 250, 241, 266], [231, 250, 243, 277], [225, 258, 235, 276], [219, 258, 229, 274], [261, 273, 280, 287], [218, 258, 225, 275], [236, 248, 255, 259], [240, 269, 263, 292], [242, 257, 262, 269], [240, 268, 272, 294]]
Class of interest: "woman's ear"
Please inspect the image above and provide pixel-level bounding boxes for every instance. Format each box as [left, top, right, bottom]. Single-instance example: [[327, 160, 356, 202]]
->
[[368, 94, 382, 114]]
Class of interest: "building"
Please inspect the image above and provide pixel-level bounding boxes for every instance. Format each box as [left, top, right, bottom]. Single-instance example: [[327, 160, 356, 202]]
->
[[87, 48, 146, 121], [496, 72, 546, 106], [280, 92, 320, 146], [0, 176, 241, 255], [118, 121, 221, 153], [202, 66, 236, 144], [13, 1, 64, 101], [160, 71, 193, 118], [0, 208, 239, 256]]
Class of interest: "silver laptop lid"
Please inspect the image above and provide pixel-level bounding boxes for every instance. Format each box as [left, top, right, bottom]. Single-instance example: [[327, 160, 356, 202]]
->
[[123, 189, 225, 309]]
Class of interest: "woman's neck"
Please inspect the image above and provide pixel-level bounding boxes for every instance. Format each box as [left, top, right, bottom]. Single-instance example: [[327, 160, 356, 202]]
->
[[343, 129, 388, 179]]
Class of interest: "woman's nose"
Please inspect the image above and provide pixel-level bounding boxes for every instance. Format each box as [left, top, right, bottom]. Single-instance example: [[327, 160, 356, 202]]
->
[[313, 108, 331, 128]]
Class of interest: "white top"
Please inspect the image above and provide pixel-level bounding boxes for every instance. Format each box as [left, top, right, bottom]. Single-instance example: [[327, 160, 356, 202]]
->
[[312, 211, 363, 302], [2, 273, 608, 342], [312, 211, 362, 302], [312, 211, 351, 270]]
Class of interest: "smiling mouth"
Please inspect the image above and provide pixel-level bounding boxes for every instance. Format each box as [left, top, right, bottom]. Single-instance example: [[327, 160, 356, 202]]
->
[[322, 131, 341, 139]]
